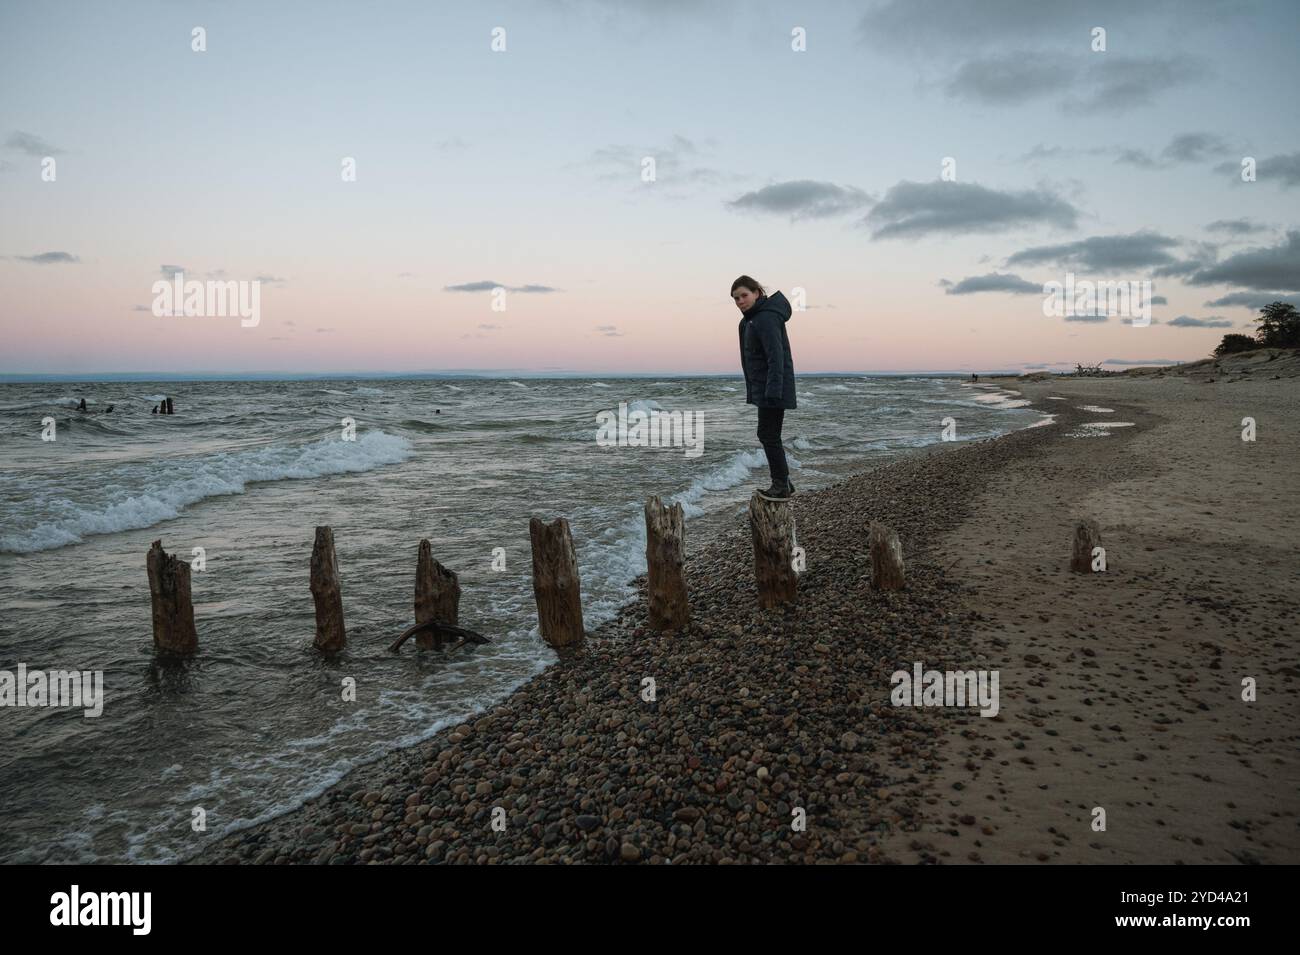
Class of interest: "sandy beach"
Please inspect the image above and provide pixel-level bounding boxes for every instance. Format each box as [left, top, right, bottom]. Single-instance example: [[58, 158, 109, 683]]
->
[[198, 370, 1300, 864]]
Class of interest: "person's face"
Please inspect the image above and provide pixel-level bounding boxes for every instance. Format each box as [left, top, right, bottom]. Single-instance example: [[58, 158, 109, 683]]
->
[[732, 286, 759, 313]]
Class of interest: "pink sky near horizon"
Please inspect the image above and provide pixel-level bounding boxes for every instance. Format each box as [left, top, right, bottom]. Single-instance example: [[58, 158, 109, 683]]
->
[[2, 0, 1292, 375]]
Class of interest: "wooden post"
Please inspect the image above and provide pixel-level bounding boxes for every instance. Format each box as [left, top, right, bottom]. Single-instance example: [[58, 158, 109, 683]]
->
[[644, 496, 690, 631], [869, 521, 905, 590], [164, 397, 174, 415], [415, 539, 461, 649], [529, 516, 584, 647], [749, 492, 797, 608], [1070, 518, 1102, 573], [146, 540, 198, 654], [310, 526, 346, 652]]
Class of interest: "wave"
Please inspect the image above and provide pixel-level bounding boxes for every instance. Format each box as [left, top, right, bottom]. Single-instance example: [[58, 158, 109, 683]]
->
[[354, 387, 384, 396], [0, 430, 414, 554]]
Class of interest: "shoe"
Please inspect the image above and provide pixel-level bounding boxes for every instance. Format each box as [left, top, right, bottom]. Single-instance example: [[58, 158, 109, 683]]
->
[[757, 480, 792, 501]]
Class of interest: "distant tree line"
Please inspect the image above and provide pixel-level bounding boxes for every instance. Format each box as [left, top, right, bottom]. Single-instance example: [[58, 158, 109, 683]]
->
[[1215, 301, 1299, 356]]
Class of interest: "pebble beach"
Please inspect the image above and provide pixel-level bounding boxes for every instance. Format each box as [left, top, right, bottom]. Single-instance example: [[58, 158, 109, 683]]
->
[[197, 368, 1300, 865]]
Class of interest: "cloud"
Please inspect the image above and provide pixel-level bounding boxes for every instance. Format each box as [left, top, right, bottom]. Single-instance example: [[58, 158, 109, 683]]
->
[[865, 180, 1077, 239], [1151, 295, 1168, 305], [1204, 290, 1298, 308], [726, 180, 874, 220], [936, 53, 1199, 112], [1181, 230, 1300, 290], [1205, 218, 1267, 235], [586, 134, 730, 191], [943, 272, 1042, 295], [4, 131, 64, 156], [942, 54, 1072, 104], [1066, 57, 1202, 113], [443, 281, 558, 293], [595, 325, 623, 337], [859, 0, 1234, 48], [1161, 132, 1230, 163], [316, 327, 333, 333], [478, 323, 502, 331], [1117, 132, 1232, 168], [1063, 313, 1110, 323], [1120, 316, 1161, 325], [15, 251, 79, 264], [1216, 151, 1300, 188], [1168, 315, 1232, 327], [131, 305, 152, 312], [1006, 231, 1181, 270], [254, 274, 287, 286], [159, 264, 186, 277]]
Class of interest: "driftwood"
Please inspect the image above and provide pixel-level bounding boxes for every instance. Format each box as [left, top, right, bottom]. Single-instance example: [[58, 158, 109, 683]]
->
[[146, 540, 198, 654], [1071, 518, 1102, 573], [390, 619, 488, 653], [529, 516, 585, 647], [749, 492, 797, 607], [644, 496, 690, 631], [310, 526, 346, 652], [414, 539, 461, 650], [869, 521, 905, 590]]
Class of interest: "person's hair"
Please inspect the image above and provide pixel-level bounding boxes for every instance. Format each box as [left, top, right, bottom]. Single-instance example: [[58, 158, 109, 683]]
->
[[731, 275, 765, 297]]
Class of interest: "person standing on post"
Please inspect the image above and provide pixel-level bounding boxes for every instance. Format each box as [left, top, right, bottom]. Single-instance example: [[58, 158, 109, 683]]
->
[[731, 275, 796, 500]]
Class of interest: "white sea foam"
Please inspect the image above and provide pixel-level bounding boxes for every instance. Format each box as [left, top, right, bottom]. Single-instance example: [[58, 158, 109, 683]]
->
[[0, 430, 414, 553], [590, 382, 610, 388], [354, 386, 384, 396], [1077, 405, 1114, 413], [506, 380, 528, 388]]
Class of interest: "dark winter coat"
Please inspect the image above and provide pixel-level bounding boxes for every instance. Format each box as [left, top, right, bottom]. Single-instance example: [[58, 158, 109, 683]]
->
[[738, 290, 796, 409]]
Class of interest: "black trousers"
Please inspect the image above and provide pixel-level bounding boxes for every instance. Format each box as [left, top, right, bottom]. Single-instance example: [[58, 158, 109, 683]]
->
[[756, 406, 788, 483]]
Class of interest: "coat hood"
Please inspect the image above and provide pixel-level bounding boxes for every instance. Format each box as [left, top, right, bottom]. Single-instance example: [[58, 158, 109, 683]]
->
[[747, 290, 792, 323]]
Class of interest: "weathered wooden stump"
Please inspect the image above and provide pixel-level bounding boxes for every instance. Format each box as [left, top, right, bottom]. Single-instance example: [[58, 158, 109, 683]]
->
[[415, 538, 461, 649], [644, 495, 690, 631], [749, 492, 797, 608], [529, 516, 585, 647], [146, 539, 198, 655], [310, 526, 346, 652], [1070, 518, 1102, 573], [165, 397, 175, 415], [869, 521, 905, 590]]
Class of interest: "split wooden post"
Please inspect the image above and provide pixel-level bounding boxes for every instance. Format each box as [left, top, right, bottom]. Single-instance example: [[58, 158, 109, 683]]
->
[[644, 496, 690, 631], [165, 397, 175, 415], [415, 539, 461, 649], [310, 526, 346, 652], [749, 492, 797, 608], [869, 521, 905, 590], [529, 516, 585, 648], [146, 539, 198, 655], [1070, 518, 1102, 573]]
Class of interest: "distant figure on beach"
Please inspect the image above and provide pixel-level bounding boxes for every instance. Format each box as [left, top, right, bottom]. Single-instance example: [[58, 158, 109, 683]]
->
[[732, 275, 796, 500], [435, 409, 440, 415], [972, 373, 979, 382]]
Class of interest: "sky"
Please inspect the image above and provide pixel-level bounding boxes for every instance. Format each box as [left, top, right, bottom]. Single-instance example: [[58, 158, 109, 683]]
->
[[1, 0, 1298, 377]]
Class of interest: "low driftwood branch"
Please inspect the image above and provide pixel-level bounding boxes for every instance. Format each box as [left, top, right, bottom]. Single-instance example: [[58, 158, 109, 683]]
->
[[389, 618, 489, 653]]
